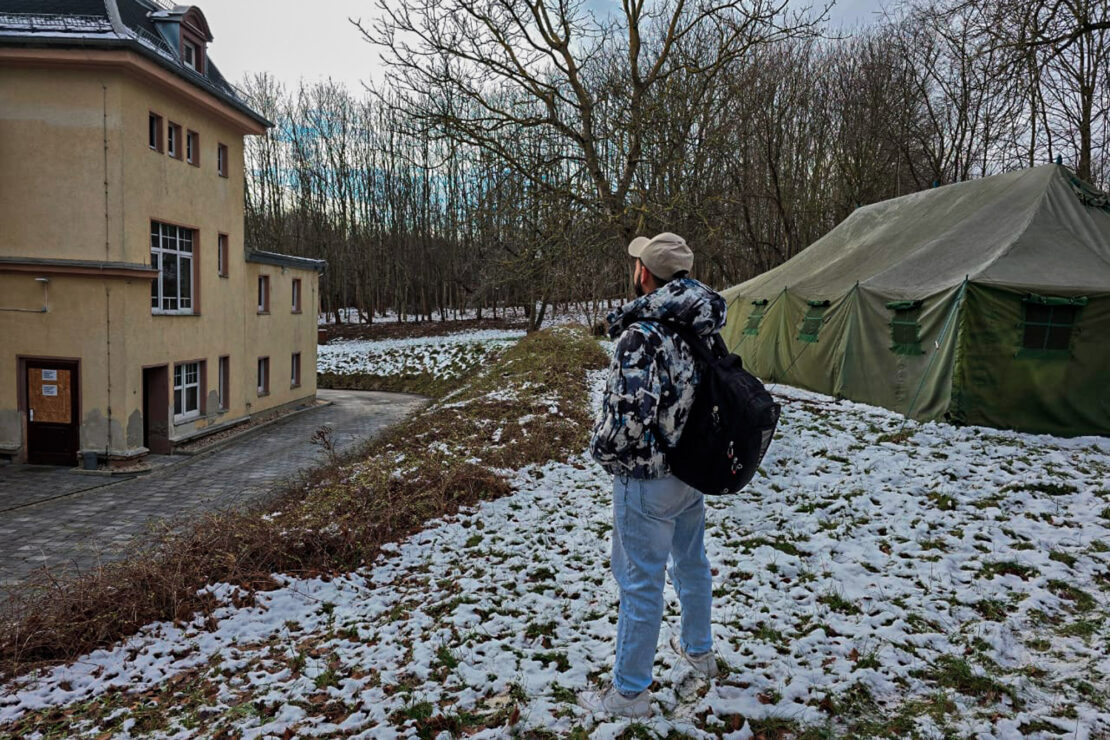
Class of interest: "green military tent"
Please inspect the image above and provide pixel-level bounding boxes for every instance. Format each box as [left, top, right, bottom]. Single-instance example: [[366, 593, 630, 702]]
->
[[720, 164, 1110, 436]]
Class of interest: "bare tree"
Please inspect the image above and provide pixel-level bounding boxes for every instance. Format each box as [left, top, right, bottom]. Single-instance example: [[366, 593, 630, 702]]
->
[[361, 0, 827, 240]]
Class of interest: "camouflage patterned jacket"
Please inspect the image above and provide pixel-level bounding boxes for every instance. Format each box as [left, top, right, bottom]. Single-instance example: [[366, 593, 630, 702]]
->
[[589, 277, 728, 479]]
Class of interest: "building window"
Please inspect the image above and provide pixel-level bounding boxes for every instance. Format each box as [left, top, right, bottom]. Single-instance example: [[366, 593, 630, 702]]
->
[[291, 353, 301, 388], [744, 299, 769, 336], [167, 122, 182, 159], [218, 355, 229, 411], [798, 300, 830, 343], [183, 40, 198, 70], [186, 130, 199, 165], [217, 143, 228, 177], [218, 234, 229, 277], [258, 275, 270, 313], [888, 300, 924, 355], [1020, 295, 1085, 356], [148, 112, 163, 152], [173, 361, 202, 421], [257, 357, 270, 396], [151, 221, 195, 313], [292, 278, 302, 313]]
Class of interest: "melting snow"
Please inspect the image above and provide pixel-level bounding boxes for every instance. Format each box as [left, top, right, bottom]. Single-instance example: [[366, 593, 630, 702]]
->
[[2, 372, 1108, 738]]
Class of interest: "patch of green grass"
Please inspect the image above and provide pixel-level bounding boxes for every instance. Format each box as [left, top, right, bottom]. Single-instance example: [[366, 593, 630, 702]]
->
[[529, 566, 555, 582], [1049, 550, 1078, 568], [977, 560, 1039, 581], [1020, 481, 1079, 497], [1047, 580, 1097, 612], [914, 655, 1019, 707], [1026, 637, 1052, 651], [739, 536, 808, 557], [550, 684, 577, 703], [1017, 719, 1068, 735], [972, 599, 1008, 621], [753, 622, 786, 643], [818, 590, 861, 615], [532, 651, 570, 672], [433, 644, 459, 671], [314, 666, 340, 690], [876, 430, 913, 444], [854, 649, 882, 671]]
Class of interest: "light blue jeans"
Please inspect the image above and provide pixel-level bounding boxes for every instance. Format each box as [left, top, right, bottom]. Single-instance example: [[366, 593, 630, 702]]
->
[[611, 474, 713, 695]]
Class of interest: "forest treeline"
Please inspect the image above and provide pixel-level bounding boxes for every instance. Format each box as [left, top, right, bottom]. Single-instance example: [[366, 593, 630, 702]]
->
[[241, 0, 1110, 329]]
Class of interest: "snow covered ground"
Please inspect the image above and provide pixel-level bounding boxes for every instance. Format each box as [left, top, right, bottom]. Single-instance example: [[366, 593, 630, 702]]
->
[[317, 330, 526, 379], [319, 301, 622, 329], [3, 362, 1109, 738]]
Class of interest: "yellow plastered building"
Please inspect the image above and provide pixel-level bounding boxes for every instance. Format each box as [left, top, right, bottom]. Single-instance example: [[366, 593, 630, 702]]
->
[[0, 0, 323, 465]]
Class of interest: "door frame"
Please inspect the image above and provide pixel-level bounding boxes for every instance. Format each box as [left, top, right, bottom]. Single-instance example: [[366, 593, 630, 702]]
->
[[17, 355, 81, 465], [142, 363, 171, 455]]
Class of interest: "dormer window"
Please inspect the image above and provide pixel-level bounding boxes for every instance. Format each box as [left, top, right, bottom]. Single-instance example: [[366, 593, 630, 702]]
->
[[173, 7, 212, 75]]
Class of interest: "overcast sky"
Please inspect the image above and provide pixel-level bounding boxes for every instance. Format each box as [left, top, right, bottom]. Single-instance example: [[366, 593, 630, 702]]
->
[[202, 0, 887, 93]]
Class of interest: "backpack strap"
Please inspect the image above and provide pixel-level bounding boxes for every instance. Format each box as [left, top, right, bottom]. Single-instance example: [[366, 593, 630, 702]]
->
[[644, 319, 722, 364]]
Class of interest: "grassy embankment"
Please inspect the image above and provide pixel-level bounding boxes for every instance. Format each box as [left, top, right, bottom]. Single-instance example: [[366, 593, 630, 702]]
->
[[0, 327, 607, 683]]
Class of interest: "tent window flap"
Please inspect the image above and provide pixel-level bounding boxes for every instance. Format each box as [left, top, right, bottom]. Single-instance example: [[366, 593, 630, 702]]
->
[[744, 300, 769, 335], [887, 300, 924, 355], [798, 304, 828, 343], [1020, 298, 1080, 356]]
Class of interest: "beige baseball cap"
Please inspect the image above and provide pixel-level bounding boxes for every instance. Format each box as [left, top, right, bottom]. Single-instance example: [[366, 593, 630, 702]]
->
[[627, 232, 693, 280]]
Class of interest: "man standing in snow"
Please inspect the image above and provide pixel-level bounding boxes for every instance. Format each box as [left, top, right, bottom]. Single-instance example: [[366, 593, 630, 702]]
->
[[578, 233, 727, 718]]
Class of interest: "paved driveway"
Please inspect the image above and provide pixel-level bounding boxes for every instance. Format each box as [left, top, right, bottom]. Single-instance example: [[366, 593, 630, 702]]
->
[[0, 389, 427, 590]]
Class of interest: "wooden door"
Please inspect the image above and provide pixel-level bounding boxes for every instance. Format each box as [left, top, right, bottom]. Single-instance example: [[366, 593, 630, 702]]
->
[[142, 365, 170, 454], [25, 361, 79, 465]]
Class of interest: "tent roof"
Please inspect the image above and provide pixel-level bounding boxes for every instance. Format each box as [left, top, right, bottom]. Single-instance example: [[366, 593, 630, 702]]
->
[[724, 164, 1110, 302]]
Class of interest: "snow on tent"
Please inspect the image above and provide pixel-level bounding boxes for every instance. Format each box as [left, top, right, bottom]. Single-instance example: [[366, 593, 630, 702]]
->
[[720, 164, 1110, 436]]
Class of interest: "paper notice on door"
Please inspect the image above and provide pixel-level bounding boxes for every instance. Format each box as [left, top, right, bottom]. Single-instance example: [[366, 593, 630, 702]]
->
[[42, 369, 58, 381], [41, 384, 58, 397]]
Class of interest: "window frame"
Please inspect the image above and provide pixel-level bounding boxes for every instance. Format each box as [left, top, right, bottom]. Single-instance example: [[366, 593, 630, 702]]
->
[[257, 275, 270, 313], [148, 112, 163, 152], [217, 233, 229, 278], [186, 129, 199, 166], [257, 357, 270, 396], [217, 355, 230, 411], [291, 352, 302, 388], [183, 40, 197, 70], [217, 143, 229, 177], [173, 360, 203, 422], [180, 25, 206, 74], [150, 221, 197, 315], [167, 122, 182, 160], [292, 278, 302, 313]]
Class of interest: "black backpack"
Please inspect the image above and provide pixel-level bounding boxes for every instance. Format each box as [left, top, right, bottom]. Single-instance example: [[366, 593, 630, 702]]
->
[[649, 319, 781, 495]]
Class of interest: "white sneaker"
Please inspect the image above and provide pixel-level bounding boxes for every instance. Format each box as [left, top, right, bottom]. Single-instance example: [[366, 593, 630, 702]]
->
[[670, 634, 718, 678], [576, 684, 653, 718]]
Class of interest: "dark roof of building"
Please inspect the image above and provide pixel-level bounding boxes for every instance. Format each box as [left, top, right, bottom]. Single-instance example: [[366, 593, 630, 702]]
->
[[0, 0, 270, 128], [246, 250, 327, 273]]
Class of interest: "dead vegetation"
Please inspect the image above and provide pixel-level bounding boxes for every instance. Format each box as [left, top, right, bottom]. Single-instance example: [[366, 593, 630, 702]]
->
[[0, 327, 606, 682]]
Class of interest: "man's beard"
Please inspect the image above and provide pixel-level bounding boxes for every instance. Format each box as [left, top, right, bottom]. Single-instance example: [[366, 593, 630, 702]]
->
[[634, 274, 644, 297]]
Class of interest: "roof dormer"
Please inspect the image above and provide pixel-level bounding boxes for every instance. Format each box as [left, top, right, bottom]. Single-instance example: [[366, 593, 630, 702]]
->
[[149, 5, 213, 75]]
